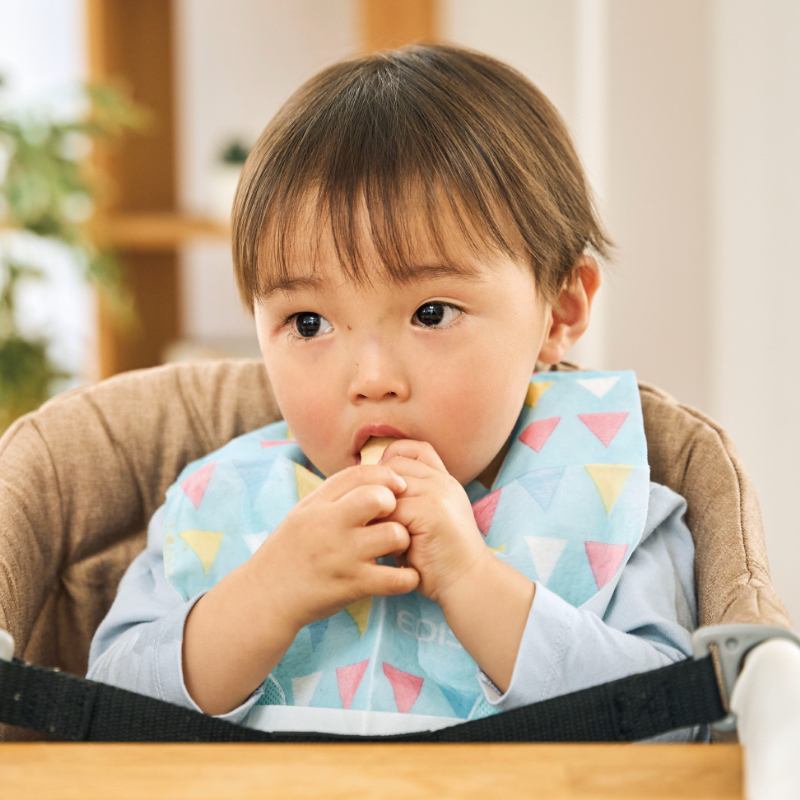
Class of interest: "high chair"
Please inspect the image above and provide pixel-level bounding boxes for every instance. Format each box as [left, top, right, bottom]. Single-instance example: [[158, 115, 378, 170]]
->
[[0, 359, 798, 799]]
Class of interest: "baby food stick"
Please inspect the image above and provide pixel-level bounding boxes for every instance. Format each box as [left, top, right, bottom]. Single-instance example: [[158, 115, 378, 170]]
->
[[359, 437, 396, 466]]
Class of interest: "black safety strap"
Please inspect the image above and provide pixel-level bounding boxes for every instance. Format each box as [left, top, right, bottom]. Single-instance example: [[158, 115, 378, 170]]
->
[[0, 654, 725, 742]]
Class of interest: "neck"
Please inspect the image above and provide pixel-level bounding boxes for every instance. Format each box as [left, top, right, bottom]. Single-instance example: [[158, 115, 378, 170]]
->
[[475, 434, 513, 490]]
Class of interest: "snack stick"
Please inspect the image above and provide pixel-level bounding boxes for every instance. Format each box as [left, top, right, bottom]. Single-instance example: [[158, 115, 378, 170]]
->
[[359, 436, 396, 466]]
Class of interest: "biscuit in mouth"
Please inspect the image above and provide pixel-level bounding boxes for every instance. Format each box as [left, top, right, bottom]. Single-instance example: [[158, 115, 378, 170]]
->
[[359, 436, 397, 466]]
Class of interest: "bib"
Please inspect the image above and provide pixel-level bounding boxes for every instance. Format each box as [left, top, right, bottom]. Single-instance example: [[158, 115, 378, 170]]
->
[[164, 370, 650, 733]]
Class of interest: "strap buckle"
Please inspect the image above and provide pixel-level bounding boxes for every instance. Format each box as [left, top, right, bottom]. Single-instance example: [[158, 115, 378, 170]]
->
[[692, 624, 800, 731], [0, 628, 13, 663]]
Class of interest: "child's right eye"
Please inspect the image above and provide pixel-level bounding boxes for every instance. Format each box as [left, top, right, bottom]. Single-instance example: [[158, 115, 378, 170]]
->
[[289, 312, 333, 339]]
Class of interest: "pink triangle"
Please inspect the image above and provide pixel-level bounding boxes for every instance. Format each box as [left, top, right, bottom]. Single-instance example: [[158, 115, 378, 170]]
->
[[519, 417, 560, 453], [585, 541, 629, 589], [180, 462, 216, 509], [578, 412, 628, 447], [472, 488, 502, 536], [382, 662, 424, 714], [260, 440, 297, 448], [336, 659, 370, 710]]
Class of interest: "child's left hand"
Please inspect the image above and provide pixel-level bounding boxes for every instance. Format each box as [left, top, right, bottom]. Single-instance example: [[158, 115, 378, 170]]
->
[[376, 440, 488, 604]]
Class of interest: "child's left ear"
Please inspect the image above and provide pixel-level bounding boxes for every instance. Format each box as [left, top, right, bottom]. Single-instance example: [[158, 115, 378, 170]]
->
[[537, 255, 601, 365]]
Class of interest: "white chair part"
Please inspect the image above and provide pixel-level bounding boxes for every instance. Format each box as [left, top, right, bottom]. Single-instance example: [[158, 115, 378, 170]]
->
[[731, 638, 800, 800]]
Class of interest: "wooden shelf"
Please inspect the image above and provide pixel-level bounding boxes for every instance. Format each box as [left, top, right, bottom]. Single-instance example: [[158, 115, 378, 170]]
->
[[91, 212, 229, 250]]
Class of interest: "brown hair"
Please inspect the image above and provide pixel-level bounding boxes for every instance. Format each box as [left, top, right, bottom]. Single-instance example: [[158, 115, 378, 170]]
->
[[232, 43, 611, 311]]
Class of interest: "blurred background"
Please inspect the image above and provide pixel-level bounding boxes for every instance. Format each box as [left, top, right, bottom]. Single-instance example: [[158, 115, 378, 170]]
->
[[0, 0, 798, 621]]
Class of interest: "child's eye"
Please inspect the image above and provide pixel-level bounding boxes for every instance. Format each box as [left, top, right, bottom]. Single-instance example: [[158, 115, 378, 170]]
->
[[412, 302, 462, 328], [289, 312, 333, 339]]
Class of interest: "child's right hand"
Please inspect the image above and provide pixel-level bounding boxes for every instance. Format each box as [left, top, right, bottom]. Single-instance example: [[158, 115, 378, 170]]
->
[[246, 465, 419, 634]]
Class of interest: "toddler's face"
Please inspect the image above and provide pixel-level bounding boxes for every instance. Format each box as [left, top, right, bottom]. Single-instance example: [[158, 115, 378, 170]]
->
[[254, 210, 554, 486]]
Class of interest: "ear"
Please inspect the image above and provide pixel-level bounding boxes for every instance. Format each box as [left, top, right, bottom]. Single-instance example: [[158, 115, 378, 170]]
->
[[537, 256, 601, 365]]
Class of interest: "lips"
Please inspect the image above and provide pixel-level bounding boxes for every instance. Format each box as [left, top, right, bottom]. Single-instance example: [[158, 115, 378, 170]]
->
[[352, 424, 411, 459]]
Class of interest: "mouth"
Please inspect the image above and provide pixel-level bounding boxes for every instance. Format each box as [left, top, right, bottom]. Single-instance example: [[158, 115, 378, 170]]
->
[[352, 424, 410, 463]]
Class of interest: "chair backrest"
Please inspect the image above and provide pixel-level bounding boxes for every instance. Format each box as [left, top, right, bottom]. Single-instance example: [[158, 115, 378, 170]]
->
[[0, 359, 792, 740]]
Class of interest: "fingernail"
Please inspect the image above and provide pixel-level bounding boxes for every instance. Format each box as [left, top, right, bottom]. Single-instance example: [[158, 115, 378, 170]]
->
[[395, 476, 407, 491]]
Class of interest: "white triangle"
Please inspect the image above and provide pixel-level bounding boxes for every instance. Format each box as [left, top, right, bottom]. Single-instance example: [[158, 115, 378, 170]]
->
[[525, 536, 567, 586], [576, 376, 620, 399], [243, 531, 269, 555], [292, 671, 322, 707]]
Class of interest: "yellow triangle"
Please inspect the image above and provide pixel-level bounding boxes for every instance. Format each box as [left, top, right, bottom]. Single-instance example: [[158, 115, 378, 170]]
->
[[488, 543, 506, 555], [179, 529, 224, 574], [294, 462, 324, 501], [345, 596, 372, 637], [285, 426, 293, 440], [585, 464, 633, 514], [525, 382, 553, 409]]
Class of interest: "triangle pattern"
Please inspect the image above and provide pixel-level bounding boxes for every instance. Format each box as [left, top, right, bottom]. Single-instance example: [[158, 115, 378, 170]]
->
[[260, 440, 296, 449], [242, 531, 269, 555], [345, 596, 372, 637], [234, 460, 273, 507], [439, 685, 478, 719], [336, 659, 369, 710], [488, 543, 506, 555], [179, 529, 224, 575], [585, 464, 633, 514], [524, 381, 553, 409], [382, 662, 424, 714], [309, 618, 329, 650], [518, 466, 565, 512], [519, 417, 560, 453], [291, 671, 322, 707], [585, 541, 629, 589], [578, 412, 628, 447], [576, 376, 620, 399], [294, 462, 324, 501], [285, 427, 293, 440], [472, 488, 501, 536], [524, 536, 567, 586], [180, 461, 216, 510]]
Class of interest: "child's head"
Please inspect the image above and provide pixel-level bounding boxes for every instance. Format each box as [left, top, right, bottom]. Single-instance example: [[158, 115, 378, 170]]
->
[[232, 43, 608, 484]]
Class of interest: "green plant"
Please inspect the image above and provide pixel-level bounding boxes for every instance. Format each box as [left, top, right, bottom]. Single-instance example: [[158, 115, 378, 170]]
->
[[0, 76, 145, 433]]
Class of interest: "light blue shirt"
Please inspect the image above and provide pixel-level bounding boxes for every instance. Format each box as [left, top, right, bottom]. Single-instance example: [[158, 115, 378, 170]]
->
[[87, 482, 708, 742]]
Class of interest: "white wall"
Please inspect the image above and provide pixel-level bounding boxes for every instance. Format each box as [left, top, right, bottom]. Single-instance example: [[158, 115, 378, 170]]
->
[[710, 0, 800, 625]]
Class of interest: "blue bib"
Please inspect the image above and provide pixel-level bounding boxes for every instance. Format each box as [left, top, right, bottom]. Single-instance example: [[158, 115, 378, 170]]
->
[[164, 370, 650, 733]]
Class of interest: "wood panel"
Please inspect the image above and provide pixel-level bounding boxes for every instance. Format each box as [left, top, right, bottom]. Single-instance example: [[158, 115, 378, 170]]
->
[[87, 0, 180, 377], [0, 743, 743, 800], [360, 0, 438, 52]]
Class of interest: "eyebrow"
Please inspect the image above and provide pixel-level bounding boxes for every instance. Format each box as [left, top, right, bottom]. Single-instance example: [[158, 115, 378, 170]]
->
[[261, 262, 488, 300]]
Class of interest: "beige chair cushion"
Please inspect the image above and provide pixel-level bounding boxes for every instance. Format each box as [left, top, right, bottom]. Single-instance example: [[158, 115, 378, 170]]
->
[[0, 359, 792, 741]]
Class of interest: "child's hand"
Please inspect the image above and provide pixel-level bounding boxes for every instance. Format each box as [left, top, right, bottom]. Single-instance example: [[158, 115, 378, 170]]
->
[[377, 440, 488, 605], [249, 465, 419, 633]]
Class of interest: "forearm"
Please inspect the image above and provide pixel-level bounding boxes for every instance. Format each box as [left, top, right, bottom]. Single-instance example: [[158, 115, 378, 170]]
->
[[437, 550, 535, 693], [182, 559, 300, 716]]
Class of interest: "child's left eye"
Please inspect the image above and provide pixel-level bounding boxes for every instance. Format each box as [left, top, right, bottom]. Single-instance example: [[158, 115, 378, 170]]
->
[[412, 302, 462, 328]]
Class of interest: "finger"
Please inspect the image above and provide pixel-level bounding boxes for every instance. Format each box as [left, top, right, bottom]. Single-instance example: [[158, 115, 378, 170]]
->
[[337, 483, 400, 527], [373, 457, 437, 488], [313, 464, 407, 503], [378, 439, 447, 472], [356, 521, 410, 560], [361, 563, 420, 596]]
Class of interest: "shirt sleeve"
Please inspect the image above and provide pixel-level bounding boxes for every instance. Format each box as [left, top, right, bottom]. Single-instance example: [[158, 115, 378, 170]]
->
[[86, 505, 263, 724], [479, 481, 708, 742]]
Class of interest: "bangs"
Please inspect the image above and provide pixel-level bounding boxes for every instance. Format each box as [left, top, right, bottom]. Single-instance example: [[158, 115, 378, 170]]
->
[[233, 44, 611, 311]]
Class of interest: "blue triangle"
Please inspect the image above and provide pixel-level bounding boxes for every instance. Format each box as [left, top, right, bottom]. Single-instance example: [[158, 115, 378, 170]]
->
[[309, 618, 329, 650], [518, 466, 566, 512], [439, 685, 479, 719], [233, 460, 274, 507]]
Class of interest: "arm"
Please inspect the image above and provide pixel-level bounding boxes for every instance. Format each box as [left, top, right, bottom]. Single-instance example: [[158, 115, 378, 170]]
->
[[92, 465, 418, 717], [483, 483, 698, 706], [87, 506, 263, 723]]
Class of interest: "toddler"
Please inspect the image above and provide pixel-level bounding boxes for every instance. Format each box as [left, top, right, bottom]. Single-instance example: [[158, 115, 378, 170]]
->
[[88, 44, 703, 740]]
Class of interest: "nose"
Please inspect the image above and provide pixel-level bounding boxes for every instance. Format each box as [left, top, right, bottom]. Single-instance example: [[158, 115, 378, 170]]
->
[[347, 335, 410, 403]]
